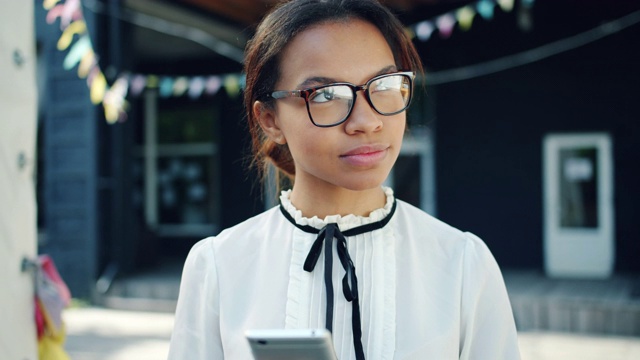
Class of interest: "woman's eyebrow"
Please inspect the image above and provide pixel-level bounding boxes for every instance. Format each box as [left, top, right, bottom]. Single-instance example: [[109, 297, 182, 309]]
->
[[376, 65, 398, 76], [297, 76, 337, 89], [296, 65, 399, 89]]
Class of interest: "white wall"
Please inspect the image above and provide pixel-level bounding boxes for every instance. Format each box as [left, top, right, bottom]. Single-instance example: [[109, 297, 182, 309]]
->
[[0, 0, 38, 358]]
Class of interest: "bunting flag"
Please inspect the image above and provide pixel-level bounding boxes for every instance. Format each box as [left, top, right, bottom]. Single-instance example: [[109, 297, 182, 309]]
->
[[407, 0, 534, 41], [44, 0, 126, 123], [43, 0, 245, 124], [45, 0, 534, 124]]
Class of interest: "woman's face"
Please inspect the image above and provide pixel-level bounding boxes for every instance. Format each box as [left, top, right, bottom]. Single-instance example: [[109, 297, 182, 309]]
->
[[264, 19, 406, 193]]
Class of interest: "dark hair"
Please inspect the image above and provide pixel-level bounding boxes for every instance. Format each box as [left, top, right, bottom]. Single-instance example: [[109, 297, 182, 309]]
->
[[243, 0, 423, 183]]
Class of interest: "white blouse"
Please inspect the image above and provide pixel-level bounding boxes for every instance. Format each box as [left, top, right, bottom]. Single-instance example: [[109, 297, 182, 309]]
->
[[168, 188, 521, 359]]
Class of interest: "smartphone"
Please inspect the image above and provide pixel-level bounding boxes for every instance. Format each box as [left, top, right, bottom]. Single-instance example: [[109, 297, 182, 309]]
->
[[245, 328, 337, 360]]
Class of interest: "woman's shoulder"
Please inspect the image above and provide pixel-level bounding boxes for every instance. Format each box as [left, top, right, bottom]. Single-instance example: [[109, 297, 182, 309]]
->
[[187, 206, 280, 252], [395, 199, 465, 238], [394, 199, 491, 257], [221, 205, 281, 233]]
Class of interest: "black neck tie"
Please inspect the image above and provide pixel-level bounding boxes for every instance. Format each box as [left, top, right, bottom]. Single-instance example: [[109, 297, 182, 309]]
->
[[279, 199, 397, 360]]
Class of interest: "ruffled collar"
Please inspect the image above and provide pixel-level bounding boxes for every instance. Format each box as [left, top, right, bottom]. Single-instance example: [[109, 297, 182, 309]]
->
[[279, 187, 395, 232]]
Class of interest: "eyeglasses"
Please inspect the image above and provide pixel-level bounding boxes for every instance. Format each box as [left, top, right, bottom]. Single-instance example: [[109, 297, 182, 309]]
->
[[267, 71, 415, 128]]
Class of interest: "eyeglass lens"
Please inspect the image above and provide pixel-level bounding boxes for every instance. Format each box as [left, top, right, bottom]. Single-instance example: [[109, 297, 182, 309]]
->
[[307, 74, 411, 126]]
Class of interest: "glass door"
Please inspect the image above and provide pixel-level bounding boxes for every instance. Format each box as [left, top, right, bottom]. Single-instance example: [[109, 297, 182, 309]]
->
[[543, 133, 614, 278], [138, 91, 221, 239], [387, 127, 436, 215]]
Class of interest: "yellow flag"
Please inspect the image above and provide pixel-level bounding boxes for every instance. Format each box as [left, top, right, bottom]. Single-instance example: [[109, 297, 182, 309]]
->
[[43, 0, 62, 10], [457, 6, 476, 31], [224, 75, 240, 98], [77, 50, 95, 78], [57, 20, 87, 51], [90, 71, 107, 105]]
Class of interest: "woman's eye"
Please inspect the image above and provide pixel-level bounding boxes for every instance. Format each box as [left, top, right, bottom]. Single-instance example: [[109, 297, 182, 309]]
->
[[309, 89, 335, 103]]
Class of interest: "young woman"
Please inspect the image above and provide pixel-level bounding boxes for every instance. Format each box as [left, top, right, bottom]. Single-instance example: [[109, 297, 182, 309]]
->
[[168, 0, 520, 359]]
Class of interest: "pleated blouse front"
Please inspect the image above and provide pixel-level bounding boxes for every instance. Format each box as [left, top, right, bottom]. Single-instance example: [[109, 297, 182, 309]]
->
[[280, 187, 397, 359]]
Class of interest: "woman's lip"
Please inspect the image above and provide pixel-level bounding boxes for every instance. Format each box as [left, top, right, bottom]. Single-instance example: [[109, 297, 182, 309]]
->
[[340, 145, 389, 166], [341, 144, 389, 156]]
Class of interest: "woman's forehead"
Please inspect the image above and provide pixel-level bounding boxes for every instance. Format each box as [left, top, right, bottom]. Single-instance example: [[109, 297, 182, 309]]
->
[[276, 19, 396, 88], [295, 65, 398, 89]]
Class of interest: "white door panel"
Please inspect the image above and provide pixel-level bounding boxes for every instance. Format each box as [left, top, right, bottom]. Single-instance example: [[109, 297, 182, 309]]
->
[[543, 133, 614, 278]]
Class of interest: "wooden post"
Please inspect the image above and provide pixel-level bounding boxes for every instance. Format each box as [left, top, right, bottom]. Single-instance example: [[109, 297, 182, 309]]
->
[[0, 0, 38, 358]]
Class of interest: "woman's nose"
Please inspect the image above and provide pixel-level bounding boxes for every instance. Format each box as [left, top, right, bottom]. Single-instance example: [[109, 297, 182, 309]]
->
[[344, 94, 383, 134]]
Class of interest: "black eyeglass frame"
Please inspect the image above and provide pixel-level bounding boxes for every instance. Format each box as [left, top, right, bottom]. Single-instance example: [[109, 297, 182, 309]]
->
[[266, 71, 415, 128]]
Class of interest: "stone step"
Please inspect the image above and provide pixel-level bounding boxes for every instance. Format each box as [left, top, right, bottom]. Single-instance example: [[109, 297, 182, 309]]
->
[[101, 268, 640, 336], [504, 271, 640, 336], [99, 263, 182, 313]]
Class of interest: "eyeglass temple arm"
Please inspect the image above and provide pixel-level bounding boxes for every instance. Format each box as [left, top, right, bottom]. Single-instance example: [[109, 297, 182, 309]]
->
[[270, 90, 303, 99]]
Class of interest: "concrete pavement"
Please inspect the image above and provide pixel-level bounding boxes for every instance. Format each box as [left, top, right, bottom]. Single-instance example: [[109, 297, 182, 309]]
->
[[518, 331, 640, 360], [63, 307, 172, 360], [62, 307, 640, 359]]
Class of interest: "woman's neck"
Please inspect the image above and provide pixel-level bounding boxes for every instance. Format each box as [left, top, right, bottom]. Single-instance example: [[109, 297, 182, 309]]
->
[[289, 184, 387, 219]]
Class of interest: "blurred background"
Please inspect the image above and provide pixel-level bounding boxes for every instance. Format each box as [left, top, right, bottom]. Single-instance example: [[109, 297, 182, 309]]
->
[[2, 0, 639, 358]]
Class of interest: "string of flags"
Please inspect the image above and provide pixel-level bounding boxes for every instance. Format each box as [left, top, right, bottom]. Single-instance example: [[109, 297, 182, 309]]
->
[[406, 0, 536, 41], [44, 0, 534, 124], [43, 0, 245, 123], [45, 0, 122, 123]]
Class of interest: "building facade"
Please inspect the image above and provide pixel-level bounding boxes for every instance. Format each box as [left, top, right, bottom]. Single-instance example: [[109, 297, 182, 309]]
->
[[35, 0, 640, 299]]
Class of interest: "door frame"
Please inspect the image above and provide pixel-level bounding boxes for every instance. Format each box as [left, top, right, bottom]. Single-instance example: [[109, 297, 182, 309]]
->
[[543, 132, 615, 278]]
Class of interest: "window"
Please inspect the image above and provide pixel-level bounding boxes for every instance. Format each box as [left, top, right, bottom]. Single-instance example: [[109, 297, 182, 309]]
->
[[134, 92, 221, 238]]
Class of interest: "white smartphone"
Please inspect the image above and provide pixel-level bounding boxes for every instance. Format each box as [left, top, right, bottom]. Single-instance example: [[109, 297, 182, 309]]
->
[[245, 328, 337, 360]]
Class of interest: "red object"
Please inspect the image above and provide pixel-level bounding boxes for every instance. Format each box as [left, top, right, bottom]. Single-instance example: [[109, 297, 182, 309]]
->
[[35, 296, 45, 339], [39, 255, 71, 305]]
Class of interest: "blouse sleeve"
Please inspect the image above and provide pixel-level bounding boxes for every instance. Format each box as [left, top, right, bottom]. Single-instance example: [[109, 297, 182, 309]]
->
[[168, 238, 223, 359], [459, 233, 521, 360]]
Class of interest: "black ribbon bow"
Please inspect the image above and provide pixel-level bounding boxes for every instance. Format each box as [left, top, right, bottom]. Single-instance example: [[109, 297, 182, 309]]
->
[[279, 199, 397, 360]]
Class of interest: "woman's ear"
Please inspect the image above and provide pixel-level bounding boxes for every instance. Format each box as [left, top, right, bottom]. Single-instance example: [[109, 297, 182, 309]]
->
[[254, 101, 287, 145]]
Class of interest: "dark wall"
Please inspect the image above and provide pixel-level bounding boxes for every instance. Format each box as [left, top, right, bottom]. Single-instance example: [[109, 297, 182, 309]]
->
[[433, 6, 640, 272], [36, 6, 101, 298], [219, 92, 265, 230]]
